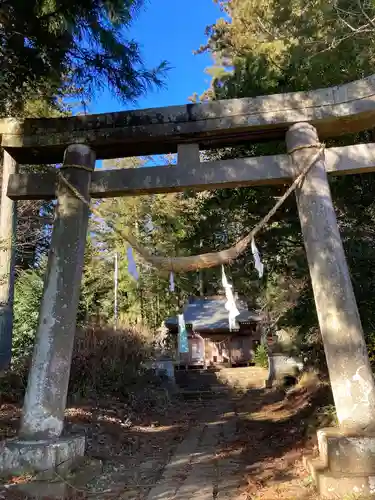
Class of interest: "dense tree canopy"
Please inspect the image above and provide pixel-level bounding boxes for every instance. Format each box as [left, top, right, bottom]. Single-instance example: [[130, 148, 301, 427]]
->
[[0, 0, 167, 115], [195, 0, 375, 99]]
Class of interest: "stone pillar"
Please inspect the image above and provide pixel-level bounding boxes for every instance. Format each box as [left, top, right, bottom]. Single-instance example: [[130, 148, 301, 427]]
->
[[0, 150, 18, 370], [286, 122, 375, 432], [19, 144, 95, 440]]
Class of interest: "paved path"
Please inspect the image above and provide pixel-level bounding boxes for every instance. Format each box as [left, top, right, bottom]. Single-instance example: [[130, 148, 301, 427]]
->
[[146, 399, 244, 500], [0, 367, 317, 499], [57, 367, 315, 499]]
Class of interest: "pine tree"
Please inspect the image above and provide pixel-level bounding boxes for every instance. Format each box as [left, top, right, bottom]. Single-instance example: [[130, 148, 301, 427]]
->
[[0, 0, 168, 115]]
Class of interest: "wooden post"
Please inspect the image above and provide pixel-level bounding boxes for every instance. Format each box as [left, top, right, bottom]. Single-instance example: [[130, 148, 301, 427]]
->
[[0, 151, 17, 370], [177, 144, 207, 297], [19, 144, 95, 440], [286, 122, 375, 431]]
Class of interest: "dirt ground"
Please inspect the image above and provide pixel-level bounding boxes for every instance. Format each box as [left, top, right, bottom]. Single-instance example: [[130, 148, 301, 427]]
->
[[0, 367, 331, 499]]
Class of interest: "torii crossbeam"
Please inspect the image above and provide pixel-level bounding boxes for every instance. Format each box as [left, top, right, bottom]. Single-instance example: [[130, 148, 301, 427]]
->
[[1, 73, 375, 163], [6, 142, 375, 200]]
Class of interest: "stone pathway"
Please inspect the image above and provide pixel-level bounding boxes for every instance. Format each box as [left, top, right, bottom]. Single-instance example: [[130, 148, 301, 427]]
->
[[146, 400, 242, 500], [75, 367, 318, 499], [0, 367, 321, 499]]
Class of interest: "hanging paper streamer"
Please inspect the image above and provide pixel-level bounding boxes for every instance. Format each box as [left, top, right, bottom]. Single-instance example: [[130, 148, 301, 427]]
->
[[127, 246, 139, 281], [221, 266, 240, 331], [251, 238, 264, 278], [178, 314, 189, 353], [169, 272, 175, 292]]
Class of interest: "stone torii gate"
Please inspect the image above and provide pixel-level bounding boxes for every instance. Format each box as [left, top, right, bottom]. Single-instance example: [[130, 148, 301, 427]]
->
[[2, 75, 375, 497]]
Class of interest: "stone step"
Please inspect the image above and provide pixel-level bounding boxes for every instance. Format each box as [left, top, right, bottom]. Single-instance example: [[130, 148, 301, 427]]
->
[[175, 389, 228, 401], [317, 427, 375, 475], [305, 456, 375, 499], [174, 370, 223, 391]]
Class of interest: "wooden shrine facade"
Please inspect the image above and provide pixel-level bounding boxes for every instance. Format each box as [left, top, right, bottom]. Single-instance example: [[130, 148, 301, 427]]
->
[[165, 296, 264, 368]]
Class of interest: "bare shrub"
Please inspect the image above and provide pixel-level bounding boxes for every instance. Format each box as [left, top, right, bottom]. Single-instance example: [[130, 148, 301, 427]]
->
[[1, 321, 167, 407], [69, 322, 158, 399]]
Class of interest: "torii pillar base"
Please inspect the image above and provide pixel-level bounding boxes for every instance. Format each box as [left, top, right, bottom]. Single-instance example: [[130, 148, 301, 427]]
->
[[0, 435, 85, 481], [286, 123, 375, 498], [305, 428, 375, 499]]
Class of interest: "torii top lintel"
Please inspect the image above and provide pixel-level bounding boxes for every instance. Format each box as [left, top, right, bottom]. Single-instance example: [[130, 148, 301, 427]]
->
[[1, 75, 375, 164]]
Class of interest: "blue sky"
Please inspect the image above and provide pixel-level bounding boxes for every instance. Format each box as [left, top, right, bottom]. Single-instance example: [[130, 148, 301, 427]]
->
[[88, 0, 222, 115]]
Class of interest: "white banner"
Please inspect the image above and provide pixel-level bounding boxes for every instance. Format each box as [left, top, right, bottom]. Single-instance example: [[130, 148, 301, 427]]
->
[[221, 266, 240, 331]]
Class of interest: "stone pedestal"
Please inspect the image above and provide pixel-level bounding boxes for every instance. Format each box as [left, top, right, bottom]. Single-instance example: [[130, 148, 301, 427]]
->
[[2, 456, 102, 500], [265, 352, 303, 388], [147, 356, 178, 395], [306, 427, 375, 498], [0, 435, 85, 479]]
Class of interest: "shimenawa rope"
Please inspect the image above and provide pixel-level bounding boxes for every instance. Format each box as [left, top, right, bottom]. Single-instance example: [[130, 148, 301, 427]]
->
[[57, 144, 324, 273]]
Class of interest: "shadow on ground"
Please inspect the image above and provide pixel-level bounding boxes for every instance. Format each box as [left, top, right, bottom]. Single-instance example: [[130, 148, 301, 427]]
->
[[0, 367, 332, 499]]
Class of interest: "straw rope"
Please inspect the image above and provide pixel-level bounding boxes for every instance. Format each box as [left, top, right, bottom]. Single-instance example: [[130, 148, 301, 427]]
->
[[57, 143, 324, 273]]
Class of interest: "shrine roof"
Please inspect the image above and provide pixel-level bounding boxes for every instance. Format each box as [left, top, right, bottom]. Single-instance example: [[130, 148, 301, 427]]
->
[[165, 296, 263, 332]]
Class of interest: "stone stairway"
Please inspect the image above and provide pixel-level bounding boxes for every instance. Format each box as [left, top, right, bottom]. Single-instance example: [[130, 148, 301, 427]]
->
[[174, 369, 229, 400]]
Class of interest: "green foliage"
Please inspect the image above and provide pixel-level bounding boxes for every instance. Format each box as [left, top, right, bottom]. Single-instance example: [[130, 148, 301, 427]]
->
[[253, 344, 269, 369], [0, 0, 168, 115], [12, 239, 115, 365], [198, 0, 375, 99], [13, 266, 45, 365], [77, 235, 114, 324]]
